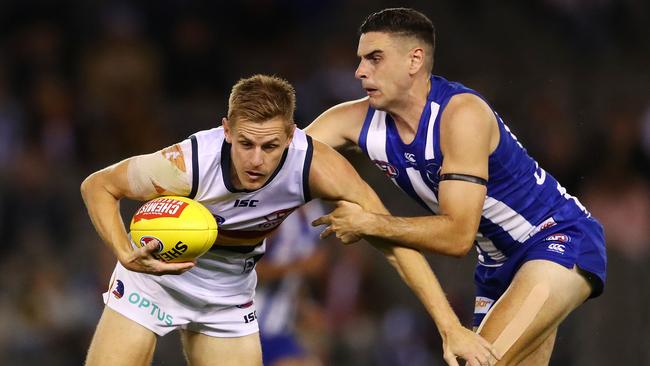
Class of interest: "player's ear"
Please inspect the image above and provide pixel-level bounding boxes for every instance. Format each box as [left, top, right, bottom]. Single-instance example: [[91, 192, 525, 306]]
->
[[285, 123, 296, 147], [222, 117, 232, 143], [287, 122, 296, 146], [409, 47, 425, 75]]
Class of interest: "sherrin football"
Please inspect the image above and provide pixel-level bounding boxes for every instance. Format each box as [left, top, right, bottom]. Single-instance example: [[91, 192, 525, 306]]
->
[[130, 196, 218, 262]]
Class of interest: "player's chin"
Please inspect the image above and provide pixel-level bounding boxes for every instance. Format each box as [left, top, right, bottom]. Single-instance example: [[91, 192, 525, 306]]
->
[[367, 96, 386, 110], [243, 178, 266, 190]]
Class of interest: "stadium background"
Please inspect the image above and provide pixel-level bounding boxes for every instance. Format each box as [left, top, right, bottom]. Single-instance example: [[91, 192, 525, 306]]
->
[[0, 0, 648, 365]]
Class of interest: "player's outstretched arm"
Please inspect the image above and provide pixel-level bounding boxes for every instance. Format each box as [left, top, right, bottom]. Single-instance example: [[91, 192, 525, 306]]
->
[[80, 147, 195, 275], [308, 140, 499, 366], [304, 98, 369, 149], [313, 94, 494, 258]]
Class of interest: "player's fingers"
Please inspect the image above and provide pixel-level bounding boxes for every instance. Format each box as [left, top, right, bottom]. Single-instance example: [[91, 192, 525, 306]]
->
[[443, 354, 459, 366], [477, 336, 501, 360], [319, 226, 334, 239], [476, 354, 490, 366], [489, 346, 501, 361], [311, 215, 331, 227], [485, 350, 498, 365], [336, 200, 348, 208], [157, 261, 195, 275], [143, 239, 163, 254], [341, 234, 361, 244]]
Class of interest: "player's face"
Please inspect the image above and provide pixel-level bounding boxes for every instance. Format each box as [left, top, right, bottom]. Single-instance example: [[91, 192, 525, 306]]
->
[[356, 32, 412, 110], [224, 117, 295, 190]]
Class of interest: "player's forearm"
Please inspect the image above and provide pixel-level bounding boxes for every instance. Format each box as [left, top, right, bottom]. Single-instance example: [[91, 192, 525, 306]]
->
[[361, 213, 474, 257], [372, 241, 462, 333], [81, 171, 133, 261]]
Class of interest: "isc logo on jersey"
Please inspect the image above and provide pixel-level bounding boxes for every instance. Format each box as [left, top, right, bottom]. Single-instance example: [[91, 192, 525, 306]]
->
[[130, 196, 218, 262], [234, 199, 259, 208]]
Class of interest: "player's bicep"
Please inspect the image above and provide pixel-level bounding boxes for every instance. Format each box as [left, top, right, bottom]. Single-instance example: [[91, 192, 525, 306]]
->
[[438, 94, 493, 232], [305, 99, 368, 149], [439, 95, 492, 179]]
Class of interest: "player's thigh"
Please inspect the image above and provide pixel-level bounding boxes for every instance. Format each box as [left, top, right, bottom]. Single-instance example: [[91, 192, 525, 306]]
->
[[86, 307, 157, 366], [181, 330, 262, 366], [517, 328, 557, 366], [477, 260, 591, 365]]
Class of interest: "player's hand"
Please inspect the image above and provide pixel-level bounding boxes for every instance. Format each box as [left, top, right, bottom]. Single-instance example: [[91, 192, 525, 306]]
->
[[442, 325, 500, 366], [312, 201, 368, 244], [119, 238, 195, 275]]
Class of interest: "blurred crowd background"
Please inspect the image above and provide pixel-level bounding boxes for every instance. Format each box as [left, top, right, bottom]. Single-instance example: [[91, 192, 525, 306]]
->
[[0, 0, 648, 365]]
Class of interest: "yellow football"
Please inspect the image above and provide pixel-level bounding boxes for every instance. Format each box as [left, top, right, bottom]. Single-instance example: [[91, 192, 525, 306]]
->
[[129, 196, 217, 262]]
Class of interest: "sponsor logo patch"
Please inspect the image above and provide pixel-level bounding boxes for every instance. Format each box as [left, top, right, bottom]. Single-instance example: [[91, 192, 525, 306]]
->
[[112, 279, 125, 299], [243, 257, 256, 273], [404, 152, 416, 164], [214, 215, 226, 225], [528, 217, 558, 238], [127, 291, 174, 326], [133, 197, 188, 223], [547, 243, 566, 254], [258, 208, 296, 229], [234, 199, 259, 208], [545, 233, 570, 243], [425, 162, 441, 184], [373, 160, 399, 178], [236, 300, 254, 309], [161, 144, 186, 172], [474, 296, 495, 314], [539, 218, 557, 231]]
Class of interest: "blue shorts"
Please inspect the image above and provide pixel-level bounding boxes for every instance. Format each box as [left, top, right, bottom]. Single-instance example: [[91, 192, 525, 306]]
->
[[472, 216, 606, 327], [260, 333, 305, 365]]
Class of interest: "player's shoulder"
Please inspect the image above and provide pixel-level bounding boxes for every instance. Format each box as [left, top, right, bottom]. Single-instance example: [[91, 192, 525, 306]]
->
[[327, 97, 370, 119], [440, 93, 499, 154], [306, 98, 369, 148], [442, 93, 495, 130], [190, 126, 224, 142]]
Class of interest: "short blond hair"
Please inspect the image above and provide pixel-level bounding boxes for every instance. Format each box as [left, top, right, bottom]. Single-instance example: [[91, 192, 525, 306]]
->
[[228, 74, 296, 127]]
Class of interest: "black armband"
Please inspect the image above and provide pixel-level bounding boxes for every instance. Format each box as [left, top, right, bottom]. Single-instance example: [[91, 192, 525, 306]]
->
[[439, 173, 487, 186]]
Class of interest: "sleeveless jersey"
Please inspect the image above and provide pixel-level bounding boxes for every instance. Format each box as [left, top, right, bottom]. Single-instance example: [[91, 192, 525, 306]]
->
[[153, 126, 314, 303], [359, 75, 591, 268], [256, 202, 326, 335]]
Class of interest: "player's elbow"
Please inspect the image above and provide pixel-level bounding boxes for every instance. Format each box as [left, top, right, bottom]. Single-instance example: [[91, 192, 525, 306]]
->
[[80, 170, 106, 202], [445, 231, 475, 258], [80, 173, 96, 200]]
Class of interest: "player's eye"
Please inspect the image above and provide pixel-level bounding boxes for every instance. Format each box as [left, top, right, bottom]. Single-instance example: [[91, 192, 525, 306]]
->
[[263, 144, 279, 151]]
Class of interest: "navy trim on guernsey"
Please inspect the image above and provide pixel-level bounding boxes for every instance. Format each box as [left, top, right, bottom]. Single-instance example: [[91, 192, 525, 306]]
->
[[221, 142, 290, 193], [358, 108, 374, 154], [439, 173, 488, 186], [302, 136, 314, 202], [189, 135, 199, 199]]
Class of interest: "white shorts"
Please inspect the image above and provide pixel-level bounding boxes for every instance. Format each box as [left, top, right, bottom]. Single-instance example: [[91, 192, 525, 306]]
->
[[103, 261, 260, 337]]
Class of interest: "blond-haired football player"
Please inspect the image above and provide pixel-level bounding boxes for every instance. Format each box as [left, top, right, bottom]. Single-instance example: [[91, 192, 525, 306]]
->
[[81, 74, 498, 366]]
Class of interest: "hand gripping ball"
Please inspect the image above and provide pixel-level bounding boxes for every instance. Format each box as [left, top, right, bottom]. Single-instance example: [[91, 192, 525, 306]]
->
[[130, 196, 218, 262]]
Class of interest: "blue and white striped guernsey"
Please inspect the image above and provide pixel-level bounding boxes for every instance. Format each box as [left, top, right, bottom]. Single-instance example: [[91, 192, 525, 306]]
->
[[359, 75, 591, 267]]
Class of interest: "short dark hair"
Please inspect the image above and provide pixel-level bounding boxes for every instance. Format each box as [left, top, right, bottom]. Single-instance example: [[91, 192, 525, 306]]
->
[[359, 8, 436, 69]]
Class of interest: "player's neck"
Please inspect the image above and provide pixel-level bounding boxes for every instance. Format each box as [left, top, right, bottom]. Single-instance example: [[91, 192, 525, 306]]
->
[[387, 76, 430, 143]]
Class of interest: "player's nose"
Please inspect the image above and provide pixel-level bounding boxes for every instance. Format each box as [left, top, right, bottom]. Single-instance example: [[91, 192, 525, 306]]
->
[[251, 148, 264, 166], [355, 62, 368, 80]]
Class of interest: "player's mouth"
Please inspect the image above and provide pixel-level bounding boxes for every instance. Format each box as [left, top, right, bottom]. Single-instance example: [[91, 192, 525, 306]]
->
[[245, 171, 265, 181], [364, 88, 379, 96]]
